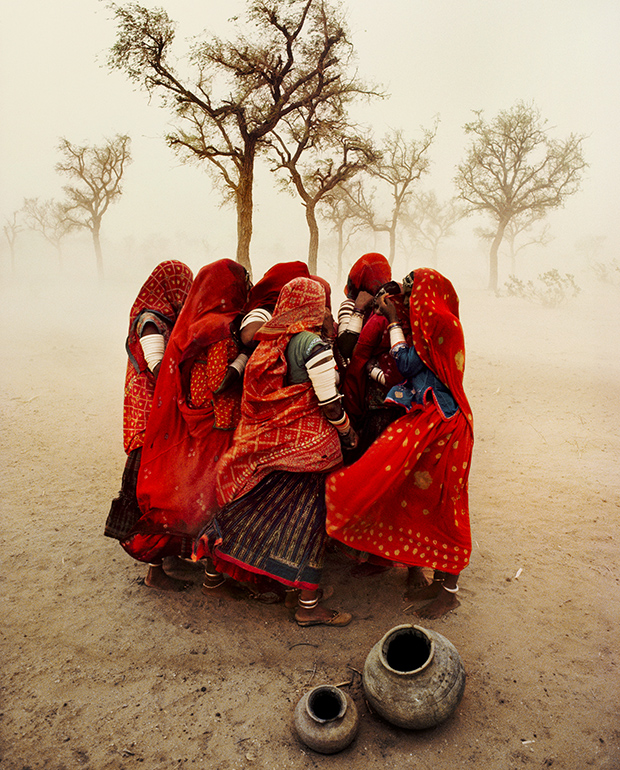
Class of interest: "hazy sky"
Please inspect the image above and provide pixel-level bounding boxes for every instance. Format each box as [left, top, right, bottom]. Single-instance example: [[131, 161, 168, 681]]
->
[[1, 0, 618, 281]]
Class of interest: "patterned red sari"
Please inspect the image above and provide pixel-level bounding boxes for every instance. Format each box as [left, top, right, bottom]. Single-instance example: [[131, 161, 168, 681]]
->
[[123, 260, 194, 454], [121, 259, 249, 563], [325, 269, 474, 575], [215, 277, 342, 506]]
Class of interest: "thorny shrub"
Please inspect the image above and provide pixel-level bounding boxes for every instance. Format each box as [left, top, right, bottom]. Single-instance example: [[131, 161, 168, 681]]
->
[[502, 270, 581, 308]]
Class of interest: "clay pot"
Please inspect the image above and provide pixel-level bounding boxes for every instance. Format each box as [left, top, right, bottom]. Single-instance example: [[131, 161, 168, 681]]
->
[[293, 684, 359, 754], [363, 623, 465, 729]]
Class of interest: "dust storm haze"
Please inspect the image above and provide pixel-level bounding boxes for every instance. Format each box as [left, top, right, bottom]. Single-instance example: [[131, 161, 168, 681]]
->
[[1, 2, 619, 768]]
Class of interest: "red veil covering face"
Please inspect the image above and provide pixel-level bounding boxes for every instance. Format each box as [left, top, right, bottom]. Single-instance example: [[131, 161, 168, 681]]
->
[[326, 268, 474, 575], [214, 277, 342, 507], [123, 260, 194, 454], [246, 261, 310, 311], [121, 259, 249, 563], [345, 252, 391, 297]]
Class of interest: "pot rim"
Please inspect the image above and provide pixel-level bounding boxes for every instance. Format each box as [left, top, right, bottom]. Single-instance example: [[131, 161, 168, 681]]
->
[[305, 684, 348, 723], [378, 623, 435, 676]]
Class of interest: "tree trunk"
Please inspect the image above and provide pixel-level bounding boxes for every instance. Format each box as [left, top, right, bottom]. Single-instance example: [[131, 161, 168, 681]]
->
[[92, 222, 104, 283], [306, 202, 319, 274], [236, 145, 255, 276], [336, 223, 344, 288], [488, 220, 507, 291], [388, 225, 396, 266]]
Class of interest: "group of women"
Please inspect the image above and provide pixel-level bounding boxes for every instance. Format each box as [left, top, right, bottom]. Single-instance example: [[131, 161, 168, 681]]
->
[[104, 253, 474, 625]]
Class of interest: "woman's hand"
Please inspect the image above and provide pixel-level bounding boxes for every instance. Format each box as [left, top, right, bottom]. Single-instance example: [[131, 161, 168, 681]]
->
[[377, 294, 398, 324]]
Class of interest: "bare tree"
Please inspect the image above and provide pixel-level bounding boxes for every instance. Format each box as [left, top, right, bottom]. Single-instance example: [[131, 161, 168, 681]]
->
[[56, 134, 131, 281], [22, 198, 75, 270], [455, 101, 587, 290], [320, 184, 365, 285], [475, 210, 554, 276], [401, 190, 462, 269], [109, 0, 365, 274], [345, 126, 436, 265], [3, 211, 22, 274], [270, 121, 378, 272]]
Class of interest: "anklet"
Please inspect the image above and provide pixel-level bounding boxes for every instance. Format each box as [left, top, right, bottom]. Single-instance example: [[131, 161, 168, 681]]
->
[[202, 578, 225, 590], [148, 562, 163, 568], [443, 584, 459, 593], [205, 569, 222, 579], [298, 597, 319, 609]]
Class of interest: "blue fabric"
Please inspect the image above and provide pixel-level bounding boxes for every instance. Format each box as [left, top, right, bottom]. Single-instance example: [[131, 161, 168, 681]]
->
[[385, 343, 459, 419]]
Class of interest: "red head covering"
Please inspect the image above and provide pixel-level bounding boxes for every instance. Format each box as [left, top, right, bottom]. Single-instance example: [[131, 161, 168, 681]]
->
[[123, 260, 193, 453], [407, 268, 472, 429], [246, 261, 310, 311], [126, 260, 194, 374], [170, 259, 249, 363], [346, 253, 391, 297]]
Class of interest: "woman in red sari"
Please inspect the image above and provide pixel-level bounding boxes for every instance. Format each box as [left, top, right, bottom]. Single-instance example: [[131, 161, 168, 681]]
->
[[326, 269, 474, 618], [336, 252, 391, 362], [104, 260, 193, 555], [195, 277, 357, 626], [120, 259, 250, 589]]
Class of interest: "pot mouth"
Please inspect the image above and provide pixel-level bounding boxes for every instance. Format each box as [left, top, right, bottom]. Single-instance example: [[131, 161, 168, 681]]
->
[[378, 624, 434, 675], [306, 685, 347, 723]]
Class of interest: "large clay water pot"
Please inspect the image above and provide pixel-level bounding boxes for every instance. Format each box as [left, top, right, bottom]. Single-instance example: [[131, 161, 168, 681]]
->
[[363, 623, 465, 729], [293, 684, 359, 754]]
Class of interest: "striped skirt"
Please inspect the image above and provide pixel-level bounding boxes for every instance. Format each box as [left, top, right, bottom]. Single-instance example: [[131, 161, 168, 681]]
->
[[204, 471, 328, 590]]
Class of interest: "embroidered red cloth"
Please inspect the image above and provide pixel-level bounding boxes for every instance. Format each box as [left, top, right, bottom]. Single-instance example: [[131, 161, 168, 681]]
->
[[326, 269, 474, 575], [246, 261, 309, 311], [121, 259, 249, 563], [345, 252, 391, 296], [123, 260, 193, 453], [216, 277, 342, 506]]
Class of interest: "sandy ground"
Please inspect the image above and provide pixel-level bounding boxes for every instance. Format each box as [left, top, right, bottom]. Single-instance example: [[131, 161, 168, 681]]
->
[[1, 273, 619, 770]]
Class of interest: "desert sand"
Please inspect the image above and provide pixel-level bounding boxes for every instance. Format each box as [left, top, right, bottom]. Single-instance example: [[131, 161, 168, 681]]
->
[[1, 271, 618, 769]]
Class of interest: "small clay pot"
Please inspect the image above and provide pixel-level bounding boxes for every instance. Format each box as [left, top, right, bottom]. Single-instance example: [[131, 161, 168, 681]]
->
[[293, 684, 359, 754], [363, 624, 466, 729]]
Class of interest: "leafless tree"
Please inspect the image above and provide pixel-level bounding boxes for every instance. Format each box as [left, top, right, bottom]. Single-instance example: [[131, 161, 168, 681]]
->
[[455, 101, 587, 290], [108, 0, 367, 275], [475, 209, 554, 276], [270, 119, 378, 272], [56, 134, 131, 281], [345, 126, 436, 265], [319, 184, 366, 285], [3, 211, 22, 274], [401, 191, 462, 269], [22, 198, 75, 270]]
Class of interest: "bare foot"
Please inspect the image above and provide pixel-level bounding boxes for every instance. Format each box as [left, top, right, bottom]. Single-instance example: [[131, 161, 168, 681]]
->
[[404, 579, 442, 603], [404, 566, 431, 597], [414, 587, 460, 619], [145, 564, 188, 591]]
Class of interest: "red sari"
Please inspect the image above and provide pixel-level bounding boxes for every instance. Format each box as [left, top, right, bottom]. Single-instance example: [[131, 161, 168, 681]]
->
[[215, 277, 342, 506], [195, 277, 342, 589], [121, 259, 249, 563], [123, 260, 194, 454], [326, 269, 474, 575]]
